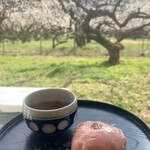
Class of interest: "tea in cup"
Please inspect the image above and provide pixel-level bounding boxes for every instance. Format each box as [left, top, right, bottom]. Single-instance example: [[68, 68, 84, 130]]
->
[[22, 88, 77, 135]]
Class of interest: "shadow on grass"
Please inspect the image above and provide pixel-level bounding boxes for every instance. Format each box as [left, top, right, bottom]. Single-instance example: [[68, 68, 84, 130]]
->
[[18, 67, 38, 72], [5, 60, 111, 87], [5, 73, 44, 86], [97, 60, 110, 68], [47, 60, 110, 78], [43, 47, 78, 56]]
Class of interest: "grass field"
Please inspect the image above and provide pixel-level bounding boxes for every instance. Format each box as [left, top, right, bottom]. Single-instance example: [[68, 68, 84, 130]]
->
[[0, 55, 150, 126], [1, 38, 150, 56]]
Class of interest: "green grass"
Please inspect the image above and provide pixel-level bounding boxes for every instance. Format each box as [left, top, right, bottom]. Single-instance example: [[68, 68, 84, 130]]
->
[[0, 55, 150, 126], [0, 39, 77, 55]]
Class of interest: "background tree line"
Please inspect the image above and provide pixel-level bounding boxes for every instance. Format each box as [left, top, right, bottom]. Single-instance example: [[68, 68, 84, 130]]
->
[[1, 0, 150, 65]]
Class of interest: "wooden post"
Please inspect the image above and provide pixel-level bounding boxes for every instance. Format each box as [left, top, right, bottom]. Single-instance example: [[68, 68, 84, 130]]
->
[[52, 37, 55, 49], [2, 40, 5, 55], [40, 37, 42, 55], [141, 36, 145, 56], [141, 20, 145, 56]]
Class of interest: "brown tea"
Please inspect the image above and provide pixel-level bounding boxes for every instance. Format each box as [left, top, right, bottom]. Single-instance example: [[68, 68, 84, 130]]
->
[[30, 101, 70, 110]]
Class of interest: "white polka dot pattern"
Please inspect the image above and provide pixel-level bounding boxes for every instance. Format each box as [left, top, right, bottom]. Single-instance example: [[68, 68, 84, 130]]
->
[[29, 122, 38, 131], [42, 124, 56, 134], [58, 120, 69, 130]]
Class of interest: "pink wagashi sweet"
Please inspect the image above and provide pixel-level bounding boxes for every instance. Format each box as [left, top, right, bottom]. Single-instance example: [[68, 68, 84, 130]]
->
[[71, 121, 127, 150]]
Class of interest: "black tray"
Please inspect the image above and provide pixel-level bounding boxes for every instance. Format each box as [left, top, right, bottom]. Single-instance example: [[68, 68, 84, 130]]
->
[[0, 100, 150, 150]]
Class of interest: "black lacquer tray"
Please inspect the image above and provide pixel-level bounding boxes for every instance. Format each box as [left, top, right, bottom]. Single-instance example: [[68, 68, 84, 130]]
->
[[0, 100, 150, 150]]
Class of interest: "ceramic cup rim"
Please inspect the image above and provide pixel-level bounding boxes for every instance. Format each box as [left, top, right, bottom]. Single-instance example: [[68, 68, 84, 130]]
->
[[22, 88, 77, 119], [23, 88, 76, 112]]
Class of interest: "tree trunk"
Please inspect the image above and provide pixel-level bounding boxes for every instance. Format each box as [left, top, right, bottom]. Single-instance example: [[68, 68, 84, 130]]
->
[[108, 48, 120, 65], [75, 33, 86, 48], [81, 12, 124, 65]]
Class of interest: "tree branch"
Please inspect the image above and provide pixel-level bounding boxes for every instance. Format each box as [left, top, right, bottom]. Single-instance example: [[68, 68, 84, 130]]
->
[[119, 12, 150, 27], [116, 22, 150, 42], [72, 0, 89, 13], [113, 0, 122, 14], [58, 0, 68, 13]]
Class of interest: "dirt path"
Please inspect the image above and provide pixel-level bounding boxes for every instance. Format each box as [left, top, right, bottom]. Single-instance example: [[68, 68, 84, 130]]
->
[[122, 39, 150, 45]]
